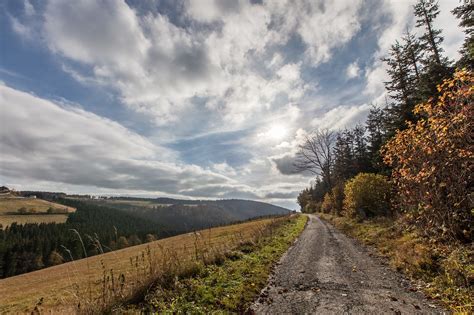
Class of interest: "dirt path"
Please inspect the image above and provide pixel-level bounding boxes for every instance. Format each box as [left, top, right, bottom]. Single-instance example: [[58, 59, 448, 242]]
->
[[251, 214, 445, 314]]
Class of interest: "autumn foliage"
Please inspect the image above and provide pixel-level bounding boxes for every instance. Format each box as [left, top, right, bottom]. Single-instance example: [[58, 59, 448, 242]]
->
[[383, 69, 473, 241], [343, 173, 391, 219]]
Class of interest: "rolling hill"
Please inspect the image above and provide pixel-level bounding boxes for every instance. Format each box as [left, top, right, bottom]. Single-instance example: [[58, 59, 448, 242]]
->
[[87, 197, 290, 231], [0, 191, 76, 228]]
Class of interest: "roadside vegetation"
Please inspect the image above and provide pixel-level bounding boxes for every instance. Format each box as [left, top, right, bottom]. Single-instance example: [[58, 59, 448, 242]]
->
[[0, 215, 302, 313], [296, 1, 472, 312], [318, 213, 472, 312], [124, 214, 307, 313]]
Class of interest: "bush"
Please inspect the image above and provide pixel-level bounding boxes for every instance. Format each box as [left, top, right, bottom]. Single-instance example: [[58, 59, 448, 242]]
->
[[320, 184, 345, 215], [383, 70, 473, 241], [331, 183, 345, 215], [304, 201, 321, 213], [343, 173, 391, 219], [321, 193, 332, 213]]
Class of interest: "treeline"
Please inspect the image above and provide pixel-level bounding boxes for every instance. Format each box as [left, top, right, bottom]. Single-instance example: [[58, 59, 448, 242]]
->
[[297, 1, 472, 242], [0, 199, 170, 278]]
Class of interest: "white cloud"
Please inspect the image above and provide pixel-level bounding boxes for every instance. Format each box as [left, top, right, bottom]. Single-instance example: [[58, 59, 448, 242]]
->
[[9, 0, 371, 130], [296, 0, 363, 64], [9, 16, 32, 39], [346, 61, 361, 79], [0, 84, 308, 206], [311, 104, 371, 130], [23, 0, 36, 16], [0, 84, 243, 197]]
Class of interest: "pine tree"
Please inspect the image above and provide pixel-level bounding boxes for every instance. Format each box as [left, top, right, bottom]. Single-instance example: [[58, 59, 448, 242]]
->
[[366, 105, 392, 174], [452, 3, 474, 69], [352, 125, 371, 174], [413, 0, 453, 100], [402, 29, 424, 81], [333, 130, 355, 182], [382, 42, 417, 130], [414, 0, 444, 66]]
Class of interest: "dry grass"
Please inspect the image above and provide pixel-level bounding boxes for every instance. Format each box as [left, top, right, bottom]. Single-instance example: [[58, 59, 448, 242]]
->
[[0, 216, 289, 314], [0, 198, 75, 227], [0, 214, 69, 227], [0, 198, 75, 214]]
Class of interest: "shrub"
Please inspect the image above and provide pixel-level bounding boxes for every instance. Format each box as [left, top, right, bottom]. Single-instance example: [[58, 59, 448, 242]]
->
[[343, 173, 391, 219], [321, 193, 333, 213], [303, 201, 321, 213], [383, 69, 473, 241], [330, 183, 345, 215], [320, 184, 345, 215]]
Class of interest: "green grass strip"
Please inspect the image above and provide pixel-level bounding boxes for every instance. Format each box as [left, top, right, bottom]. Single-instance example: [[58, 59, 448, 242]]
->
[[136, 215, 307, 313]]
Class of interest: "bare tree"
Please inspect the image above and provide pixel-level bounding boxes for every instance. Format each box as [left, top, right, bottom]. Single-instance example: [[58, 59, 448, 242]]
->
[[294, 129, 335, 188]]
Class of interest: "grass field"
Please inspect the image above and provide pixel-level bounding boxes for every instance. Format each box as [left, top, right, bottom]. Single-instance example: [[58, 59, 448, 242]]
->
[[0, 215, 298, 313], [0, 198, 75, 227], [0, 214, 69, 227]]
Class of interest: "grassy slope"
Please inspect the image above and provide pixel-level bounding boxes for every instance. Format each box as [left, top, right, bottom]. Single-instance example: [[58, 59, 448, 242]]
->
[[318, 213, 473, 313], [0, 198, 75, 214], [129, 215, 308, 313], [0, 198, 76, 227], [0, 216, 293, 313], [0, 214, 69, 226]]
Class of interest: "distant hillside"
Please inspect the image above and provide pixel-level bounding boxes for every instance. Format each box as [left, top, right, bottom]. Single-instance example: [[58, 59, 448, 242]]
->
[[0, 190, 76, 228], [90, 198, 290, 232]]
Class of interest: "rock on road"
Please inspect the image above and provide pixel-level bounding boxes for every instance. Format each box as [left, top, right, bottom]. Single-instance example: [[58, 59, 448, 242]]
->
[[251, 214, 444, 314]]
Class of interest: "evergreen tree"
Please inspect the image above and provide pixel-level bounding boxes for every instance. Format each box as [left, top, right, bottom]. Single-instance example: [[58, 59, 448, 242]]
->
[[414, 0, 444, 66], [414, 0, 453, 100], [366, 105, 386, 172], [452, 3, 474, 69], [352, 125, 371, 174], [402, 29, 424, 82], [333, 130, 355, 182], [382, 42, 417, 130]]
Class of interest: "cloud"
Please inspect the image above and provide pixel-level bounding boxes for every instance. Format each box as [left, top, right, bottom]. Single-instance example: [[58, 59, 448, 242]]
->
[[4, 0, 466, 210], [264, 191, 299, 199], [311, 104, 371, 130], [346, 61, 361, 79], [272, 154, 300, 175], [0, 84, 244, 198], [0, 84, 310, 207], [296, 0, 363, 64], [9, 0, 369, 130]]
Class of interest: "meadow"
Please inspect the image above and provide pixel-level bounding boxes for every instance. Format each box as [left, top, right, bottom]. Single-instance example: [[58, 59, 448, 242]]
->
[[0, 197, 75, 227], [0, 214, 69, 227]]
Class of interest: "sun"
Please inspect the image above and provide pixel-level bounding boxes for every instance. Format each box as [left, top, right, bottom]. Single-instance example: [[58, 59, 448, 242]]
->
[[267, 124, 288, 140]]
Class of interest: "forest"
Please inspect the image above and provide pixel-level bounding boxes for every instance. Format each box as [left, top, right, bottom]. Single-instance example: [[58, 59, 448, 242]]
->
[[296, 0, 472, 243], [0, 199, 170, 278]]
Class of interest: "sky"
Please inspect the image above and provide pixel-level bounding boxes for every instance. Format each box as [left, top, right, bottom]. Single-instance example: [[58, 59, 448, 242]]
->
[[0, 0, 465, 209]]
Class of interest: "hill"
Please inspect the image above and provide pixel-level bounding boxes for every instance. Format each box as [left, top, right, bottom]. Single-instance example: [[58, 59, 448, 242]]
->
[[0, 194, 76, 228], [89, 197, 290, 231]]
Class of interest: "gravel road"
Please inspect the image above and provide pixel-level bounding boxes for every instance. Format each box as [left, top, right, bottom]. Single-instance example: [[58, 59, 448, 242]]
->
[[251, 214, 445, 314]]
